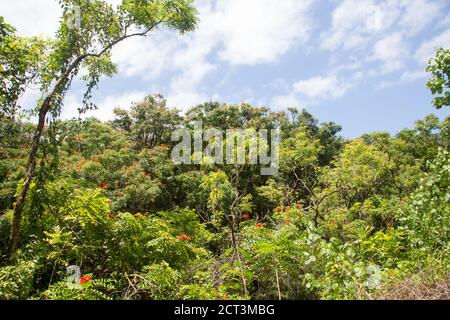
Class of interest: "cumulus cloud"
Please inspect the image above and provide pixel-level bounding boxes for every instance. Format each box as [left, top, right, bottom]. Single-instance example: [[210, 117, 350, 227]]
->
[[167, 0, 315, 107], [320, 0, 393, 51], [321, 0, 443, 51], [415, 29, 450, 64], [372, 33, 410, 73], [0, 0, 61, 36], [215, 0, 313, 65], [270, 94, 302, 110], [398, 0, 443, 36], [317, 0, 446, 94], [62, 91, 147, 121], [293, 75, 352, 100], [376, 69, 427, 89], [162, 0, 315, 108], [111, 32, 179, 80]]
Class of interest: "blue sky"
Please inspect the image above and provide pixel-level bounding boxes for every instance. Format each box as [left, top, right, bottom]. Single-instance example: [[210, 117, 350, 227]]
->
[[2, 0, 450, 137]]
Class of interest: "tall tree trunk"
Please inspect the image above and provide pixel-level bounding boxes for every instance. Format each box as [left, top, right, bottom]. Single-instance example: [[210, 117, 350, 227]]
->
[[8, 97, 51, 256], [7, 26, 159, 257]]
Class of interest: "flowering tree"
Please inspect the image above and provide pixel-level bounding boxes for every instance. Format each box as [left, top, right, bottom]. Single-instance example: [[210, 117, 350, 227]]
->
[[7, 0, 198, 256]]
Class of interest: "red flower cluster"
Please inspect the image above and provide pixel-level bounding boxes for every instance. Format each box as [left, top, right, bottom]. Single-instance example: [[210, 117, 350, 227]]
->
[[241, 213, 250, 220], [255, 223, 264, 229], [80, 275, 92, 284], [178, 234, 191, 241]]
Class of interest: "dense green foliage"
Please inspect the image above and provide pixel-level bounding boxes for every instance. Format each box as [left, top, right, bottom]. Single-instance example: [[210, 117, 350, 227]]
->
[[427, 48, 450, 109], [0, 2, 449, 301], [1, 0, 199, 257], [0, 94, 448, 300]]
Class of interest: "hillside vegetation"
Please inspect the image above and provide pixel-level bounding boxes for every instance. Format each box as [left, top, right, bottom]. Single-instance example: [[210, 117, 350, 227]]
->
[[1, 100, 448, 300]]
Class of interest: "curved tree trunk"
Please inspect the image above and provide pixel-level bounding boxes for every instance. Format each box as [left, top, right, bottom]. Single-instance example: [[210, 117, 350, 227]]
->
[[8, 97, 51, 256], [7, 25, 159, 257]]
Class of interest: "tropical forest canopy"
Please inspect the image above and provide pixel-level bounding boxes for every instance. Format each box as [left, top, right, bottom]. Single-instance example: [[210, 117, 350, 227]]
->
[[0, 0, 449, 300]]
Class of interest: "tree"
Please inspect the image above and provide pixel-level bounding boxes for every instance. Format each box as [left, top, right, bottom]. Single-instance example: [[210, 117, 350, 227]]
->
[[400, 148, 450, 251], [426, 48, 450, 109], [0, 17, 47, 118], [322, 139, 393, 209], [114, 94, 182, 150], [279, 126, 322, 204], [8, 0, 198, 256]]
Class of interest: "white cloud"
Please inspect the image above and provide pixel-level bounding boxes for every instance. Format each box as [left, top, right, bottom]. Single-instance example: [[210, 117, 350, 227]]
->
[[0, 0, 126, 37], [320, 0, 396, 51], [376, 69, 427, 89], [398, 0, 443, 36], [0, 0, 61, 37], [321, 0, 442, 51], [165, 0, 315, 108], [165, 0, 315, 107], [320, 0, 445, 91], [111, 32, 179, 80], [372, 33, 409, 73], [271, 94, 301, 110], [62, 91, 147, 121], [293, 75, 352, 100], [441, 13, 450, 27], [270, 73, 354, 108], [415, 29, 450, 64], [216, 0, 313, 65]]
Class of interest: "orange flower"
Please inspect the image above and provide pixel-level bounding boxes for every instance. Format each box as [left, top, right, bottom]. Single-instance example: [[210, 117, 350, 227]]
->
[[134, 213, 143, 219], [80, 275, 92, 284], [285, 207, 291, 212], [178, 234, 191, 241], [241, 213, 250, 220], [283, 217, 292, 224], [255, 223, 264, 229], [76, 160, 86, 170], [275, 207, 282, 213]]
